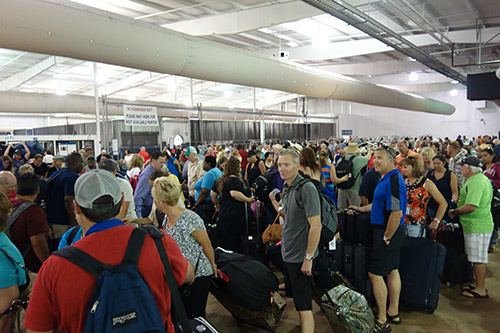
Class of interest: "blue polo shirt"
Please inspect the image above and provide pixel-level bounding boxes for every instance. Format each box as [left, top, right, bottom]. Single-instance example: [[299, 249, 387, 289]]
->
[[371, 168, 407, 226]]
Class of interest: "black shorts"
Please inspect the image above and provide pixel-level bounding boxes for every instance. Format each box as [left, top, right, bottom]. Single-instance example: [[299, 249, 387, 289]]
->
[[283, 261, 313, 311], [369, 225, 405, 276]]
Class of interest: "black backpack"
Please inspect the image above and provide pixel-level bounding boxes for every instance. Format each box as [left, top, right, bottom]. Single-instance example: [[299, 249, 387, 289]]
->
[[295, 179, 337, 247], [252, 169, 278, 199], [335, 156, 355, 189]]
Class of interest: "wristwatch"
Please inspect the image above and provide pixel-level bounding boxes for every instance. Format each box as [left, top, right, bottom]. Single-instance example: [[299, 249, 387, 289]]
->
[[305, 253, 314, 261], [383, 235, 391, 243]]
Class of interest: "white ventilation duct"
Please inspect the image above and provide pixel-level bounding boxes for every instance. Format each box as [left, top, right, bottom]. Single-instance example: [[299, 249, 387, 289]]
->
[[0, 0, 455, 115]]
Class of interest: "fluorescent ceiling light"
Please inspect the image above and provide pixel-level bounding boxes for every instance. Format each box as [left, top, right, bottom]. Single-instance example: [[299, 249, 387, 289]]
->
[[56, 89, 66, 96], [450, 89, 458, 96], [451, 80, 459, 84], [409, 72, 418, 81]]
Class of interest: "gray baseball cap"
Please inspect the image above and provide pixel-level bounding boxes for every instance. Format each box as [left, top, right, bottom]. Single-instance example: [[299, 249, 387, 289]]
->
[[74, 169, 121, 209]]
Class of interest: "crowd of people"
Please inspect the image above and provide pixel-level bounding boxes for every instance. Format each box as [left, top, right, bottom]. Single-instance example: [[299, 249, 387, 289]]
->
[[0, 133, 498, 332]]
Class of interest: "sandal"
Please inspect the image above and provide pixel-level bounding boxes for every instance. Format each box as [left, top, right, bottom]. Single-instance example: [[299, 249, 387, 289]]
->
[[461, 284, 475, 291], [387, 313, 401, 325], [461, 289, 489, 299], [373, 320, 391, 333]]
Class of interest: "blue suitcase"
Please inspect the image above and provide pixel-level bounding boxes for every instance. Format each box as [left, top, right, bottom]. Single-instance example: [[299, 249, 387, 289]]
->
[[399, 236, 446, 313]]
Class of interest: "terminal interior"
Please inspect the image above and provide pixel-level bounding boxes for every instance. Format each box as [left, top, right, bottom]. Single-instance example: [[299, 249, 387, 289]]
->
[[0, 0, 500, 332]]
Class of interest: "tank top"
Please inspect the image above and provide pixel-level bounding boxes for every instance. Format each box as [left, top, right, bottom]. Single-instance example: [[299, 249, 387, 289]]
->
[[321, 163, 333, 185], [405, 177, 431, 225], [427, 169, 452, 211]]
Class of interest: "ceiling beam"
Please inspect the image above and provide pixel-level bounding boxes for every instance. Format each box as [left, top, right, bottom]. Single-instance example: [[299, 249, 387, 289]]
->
[[162, 1, 323, 36], [0, 56, 66, 90]]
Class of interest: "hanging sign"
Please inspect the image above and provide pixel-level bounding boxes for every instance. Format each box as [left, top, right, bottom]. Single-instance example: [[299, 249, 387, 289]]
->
[[123, 105, 159, 127]]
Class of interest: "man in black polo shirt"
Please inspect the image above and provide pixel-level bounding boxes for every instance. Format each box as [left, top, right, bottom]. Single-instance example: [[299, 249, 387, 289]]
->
[[350, 146, 406, 333]]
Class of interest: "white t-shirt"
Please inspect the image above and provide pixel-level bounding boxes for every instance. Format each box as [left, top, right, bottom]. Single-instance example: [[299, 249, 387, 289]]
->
[[117, 177, 137, 219], [126, 167, 141, 178], [124, 154, 133, 169]]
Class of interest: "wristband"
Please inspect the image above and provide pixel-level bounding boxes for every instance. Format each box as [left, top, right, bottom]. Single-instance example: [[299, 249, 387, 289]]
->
[[433, 218, 441, 223]]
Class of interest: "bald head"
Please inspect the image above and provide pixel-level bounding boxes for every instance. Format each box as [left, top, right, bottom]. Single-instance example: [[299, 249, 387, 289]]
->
[[0, 171, 17, 195]]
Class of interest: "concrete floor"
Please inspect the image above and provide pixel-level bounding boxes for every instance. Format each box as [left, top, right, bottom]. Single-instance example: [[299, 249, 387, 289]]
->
[[205, 251, 500, 332]]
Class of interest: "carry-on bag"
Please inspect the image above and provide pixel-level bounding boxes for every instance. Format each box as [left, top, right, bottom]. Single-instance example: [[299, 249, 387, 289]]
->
[[436, 224, 473, 286], [399, 235, 446, 313], [210, 280, 286, 332], [339, 209, 373, 246], [241, 201, 268, 265], [214, 247, 278, 312], [319, 284, 375, 333], [332, 240, 374, 305]]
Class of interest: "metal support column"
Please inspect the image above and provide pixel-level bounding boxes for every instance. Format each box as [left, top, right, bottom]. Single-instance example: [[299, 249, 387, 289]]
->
[[92, 62, 101, 153], [197, 103, 203, 144]]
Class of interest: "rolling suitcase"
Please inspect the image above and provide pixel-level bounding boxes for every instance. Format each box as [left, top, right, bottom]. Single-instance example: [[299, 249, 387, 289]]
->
[[241, 201, 268, 265], [332, 240, 374, 305], [339, 209, 373, 246], [436, 225, 474, 286], [210, 280, 286, 332], [212, 248, 284, 332], [399, 236, 446, 313]]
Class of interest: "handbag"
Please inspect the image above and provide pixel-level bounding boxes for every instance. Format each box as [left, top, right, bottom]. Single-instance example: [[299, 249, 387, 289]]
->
[[262, 214, 282, 245], [0, 248, 37, 333]]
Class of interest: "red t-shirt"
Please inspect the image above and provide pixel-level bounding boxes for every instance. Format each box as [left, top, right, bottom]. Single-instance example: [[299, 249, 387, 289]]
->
[[139, 150, 151, 163], [24, 226, 188, 332], [9, 198, 49, 272], [239, 150, 248, 170]]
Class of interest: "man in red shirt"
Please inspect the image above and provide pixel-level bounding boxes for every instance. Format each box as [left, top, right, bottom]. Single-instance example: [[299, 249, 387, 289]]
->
[[138, 146, 151, 163], [24, 169, 194, 332]]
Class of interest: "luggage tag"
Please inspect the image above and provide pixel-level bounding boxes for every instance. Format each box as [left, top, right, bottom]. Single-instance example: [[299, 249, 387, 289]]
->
[[329, 239, 336, 251], [406, 207, 411, 215]]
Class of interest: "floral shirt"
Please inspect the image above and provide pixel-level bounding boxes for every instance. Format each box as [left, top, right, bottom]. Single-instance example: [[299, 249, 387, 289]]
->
[[164, 209, 213, 278], [405, 177, 431, 225]]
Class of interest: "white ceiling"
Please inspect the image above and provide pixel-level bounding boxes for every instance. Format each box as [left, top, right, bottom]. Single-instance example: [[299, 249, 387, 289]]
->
[[0, 0, 499, 114]]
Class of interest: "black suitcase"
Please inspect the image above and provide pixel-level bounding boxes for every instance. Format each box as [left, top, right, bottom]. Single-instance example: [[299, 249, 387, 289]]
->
[[436, 226, 474, 286], [214, 247, 278, 312], [332, 240, 374, 305], [241, 201, 268, 265], [399, 236, 446, 313], [266, 243, 284, 272], [210, 280, 286, 332], [339, 210, 373, 246]]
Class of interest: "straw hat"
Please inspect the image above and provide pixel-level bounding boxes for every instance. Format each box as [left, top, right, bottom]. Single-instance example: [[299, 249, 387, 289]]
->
[[345, 142, 359, 154]]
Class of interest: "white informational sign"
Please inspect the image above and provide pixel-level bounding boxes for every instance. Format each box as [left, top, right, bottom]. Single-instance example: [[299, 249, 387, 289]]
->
[[112, 139, 118, 155], [123, 105, 159, 127]]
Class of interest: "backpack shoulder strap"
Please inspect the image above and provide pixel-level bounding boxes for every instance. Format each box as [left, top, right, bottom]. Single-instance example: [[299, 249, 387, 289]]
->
[[6, 202, 36, 228], [295, 178, 315, 209], [66, 226, 81, 245], [121, 228, 147, 266], [53, 246, 103, 277], [142, 225, 191, 333]]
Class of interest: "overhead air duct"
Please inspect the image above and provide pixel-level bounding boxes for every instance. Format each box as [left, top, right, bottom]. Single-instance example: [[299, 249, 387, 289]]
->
[[0, 0, 455, 115]]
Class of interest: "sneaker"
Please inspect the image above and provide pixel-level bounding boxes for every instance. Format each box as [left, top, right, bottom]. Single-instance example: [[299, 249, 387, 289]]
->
[[373, 320, 391, 333]]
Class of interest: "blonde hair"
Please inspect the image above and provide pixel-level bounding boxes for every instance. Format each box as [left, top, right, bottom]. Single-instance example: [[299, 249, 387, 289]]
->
[[152, 176, 180, 206], [216, 150, 227, 162], [421, 147, 435, 168], [19, 164, 34, 175], [128, 154, 144, 170]]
